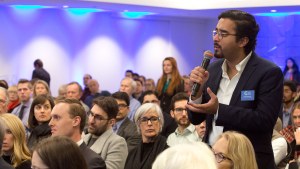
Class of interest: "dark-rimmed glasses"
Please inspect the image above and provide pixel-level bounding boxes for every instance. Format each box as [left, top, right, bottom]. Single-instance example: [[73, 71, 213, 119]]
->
[[174, 108, 187, 114], [212, 30, 238, 40], [139, 116, 160, 124], [89, 112, 109, 121]]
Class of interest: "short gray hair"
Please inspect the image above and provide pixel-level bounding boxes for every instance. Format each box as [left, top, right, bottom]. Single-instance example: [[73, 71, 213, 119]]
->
[[134, 103, 164, 134]]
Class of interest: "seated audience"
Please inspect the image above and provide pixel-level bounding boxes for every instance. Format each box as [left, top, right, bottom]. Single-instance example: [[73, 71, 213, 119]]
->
[[7, 85, 20, 113], [152, 142, 217, 169], [1, 113, 31, 169], [280, 103, 300, 166], [212, 131, 258, 169], [272, 129, 289, 169], [145, 78, 156, 92], [124, 103, 168, 169], [32, 136, 88, 169], [27, 95, 54, 151], [84, 79, 111, 108], [32, 80, 51, 98]]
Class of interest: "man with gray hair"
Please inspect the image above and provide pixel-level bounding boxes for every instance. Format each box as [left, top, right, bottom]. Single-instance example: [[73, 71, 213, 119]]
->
[[0, 87, 8, 114], [119, 77, 141, 121], [0, 118, 14, 168]]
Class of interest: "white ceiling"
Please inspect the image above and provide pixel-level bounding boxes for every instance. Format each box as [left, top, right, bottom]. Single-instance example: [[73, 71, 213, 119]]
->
[[1, 0, 300, 18]]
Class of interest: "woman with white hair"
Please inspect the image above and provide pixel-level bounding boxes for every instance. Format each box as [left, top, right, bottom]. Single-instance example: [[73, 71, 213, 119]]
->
[[124, 103, 168, 169], [152, 142, 217, 169]]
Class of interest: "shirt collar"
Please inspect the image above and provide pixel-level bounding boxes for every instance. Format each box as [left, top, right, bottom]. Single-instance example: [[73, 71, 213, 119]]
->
[[76, 139, 84, 146], [221, 51, 252, 75], [175, 124, 196, 135]]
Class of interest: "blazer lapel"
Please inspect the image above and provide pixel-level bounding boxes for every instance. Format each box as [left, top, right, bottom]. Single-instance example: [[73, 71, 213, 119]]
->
[[90, 129, 113, 154], [230, 53, 258, 105]]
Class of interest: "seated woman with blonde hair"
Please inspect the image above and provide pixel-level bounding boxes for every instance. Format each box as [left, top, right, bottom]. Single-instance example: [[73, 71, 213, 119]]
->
[[212, 131, 258, 169], [1, 113, 31, 169]]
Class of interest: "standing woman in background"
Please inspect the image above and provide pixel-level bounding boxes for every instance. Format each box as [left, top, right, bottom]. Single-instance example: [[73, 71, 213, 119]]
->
[[156, 57, 184, 114], [27, 95, 54, 151], [1, 113, 31, 169], [283, 58, 300, 84]]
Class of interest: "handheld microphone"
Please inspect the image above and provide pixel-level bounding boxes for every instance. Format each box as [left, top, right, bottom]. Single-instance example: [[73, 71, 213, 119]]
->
[[191, 50, 214, 97]]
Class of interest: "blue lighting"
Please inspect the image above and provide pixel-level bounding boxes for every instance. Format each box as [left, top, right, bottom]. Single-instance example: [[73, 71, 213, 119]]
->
[[255, 12, 300, 17], [10, 5, 48, 9], [120, 12, 153, 19], [65, 8, 103, 15]]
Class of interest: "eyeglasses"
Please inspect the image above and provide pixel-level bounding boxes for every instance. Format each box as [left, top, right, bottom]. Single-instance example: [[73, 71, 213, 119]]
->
[[89, 112, 109, 121], [118, 104, 128, 110], [174, 108, 188, 114], [212, 149, 232, 163], [139, 116, 160, 124], [212, 30, 238, 40]]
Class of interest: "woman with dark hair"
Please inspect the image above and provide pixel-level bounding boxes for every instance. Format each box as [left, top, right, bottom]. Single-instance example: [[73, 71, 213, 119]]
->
[[27, 95, 55, 151], [156, 57, 184, 113], [32, 136, 88, 169], [283, 58, 300, 83]]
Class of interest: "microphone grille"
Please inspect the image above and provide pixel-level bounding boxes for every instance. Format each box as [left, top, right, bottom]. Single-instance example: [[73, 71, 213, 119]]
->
[[204, 50, 213, 59]]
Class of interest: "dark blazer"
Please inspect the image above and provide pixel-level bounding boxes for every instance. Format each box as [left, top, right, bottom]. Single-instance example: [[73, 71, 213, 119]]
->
[[188, 53, 283, 169], [117, 117, 141, 152], [79, 142, 106, 169], [0, 157, 13, 169]]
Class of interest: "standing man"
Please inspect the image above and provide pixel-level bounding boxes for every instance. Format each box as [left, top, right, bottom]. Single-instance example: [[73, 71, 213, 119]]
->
[[12, 79, 33, 128], [49, 98, 106, 169], [84, 96, 128, 169], [167, 92, 200, 146], [187, 10, 283, 169], [111, 91, 140, 152], [32, 59, 50, 86], [81, 74, 92, 102], [119, 77, 141, 121]]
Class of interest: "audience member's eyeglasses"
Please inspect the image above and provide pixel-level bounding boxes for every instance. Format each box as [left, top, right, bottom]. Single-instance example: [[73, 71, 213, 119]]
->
[[89, 112, 109, 121], [118, 104, 128, 109], [174, 108, 187, 114], [139, 116, 160, 124], [212, 149, 232, 163]]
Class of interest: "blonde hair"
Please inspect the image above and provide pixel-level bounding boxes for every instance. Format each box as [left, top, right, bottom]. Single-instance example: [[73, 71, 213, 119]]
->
[[33, 80, 51, 98], [0, 114, 31, 168], [218, 131, 258, 169]]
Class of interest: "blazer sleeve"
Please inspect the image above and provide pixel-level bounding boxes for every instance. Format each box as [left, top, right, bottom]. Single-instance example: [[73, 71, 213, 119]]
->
[[105, 136, 128, 169]]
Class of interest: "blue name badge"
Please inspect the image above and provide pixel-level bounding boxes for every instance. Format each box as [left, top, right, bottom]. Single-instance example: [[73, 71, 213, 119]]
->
[[241, 90, 255, 101]]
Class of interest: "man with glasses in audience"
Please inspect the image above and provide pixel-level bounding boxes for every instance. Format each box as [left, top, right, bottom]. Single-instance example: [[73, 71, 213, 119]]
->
[[167, 92, 200, 146], [141, 90, 177, 137], [187, 10, 283, 169], [49, 98, 106, 169], [111, 91, 140, 152], [84, 96, 128, 169]]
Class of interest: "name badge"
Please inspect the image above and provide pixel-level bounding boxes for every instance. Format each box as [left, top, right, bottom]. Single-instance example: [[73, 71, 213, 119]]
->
[[241, 90, 255, 101]]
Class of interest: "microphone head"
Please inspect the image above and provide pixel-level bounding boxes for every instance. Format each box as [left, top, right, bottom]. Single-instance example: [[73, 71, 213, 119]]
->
[[204, 50, 213, 59]]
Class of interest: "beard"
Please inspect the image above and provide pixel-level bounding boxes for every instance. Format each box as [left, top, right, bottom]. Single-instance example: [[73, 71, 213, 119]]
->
[[176, 117, 190, 128], [214, 43, 224, 59], [88, 122, 109, 136]]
